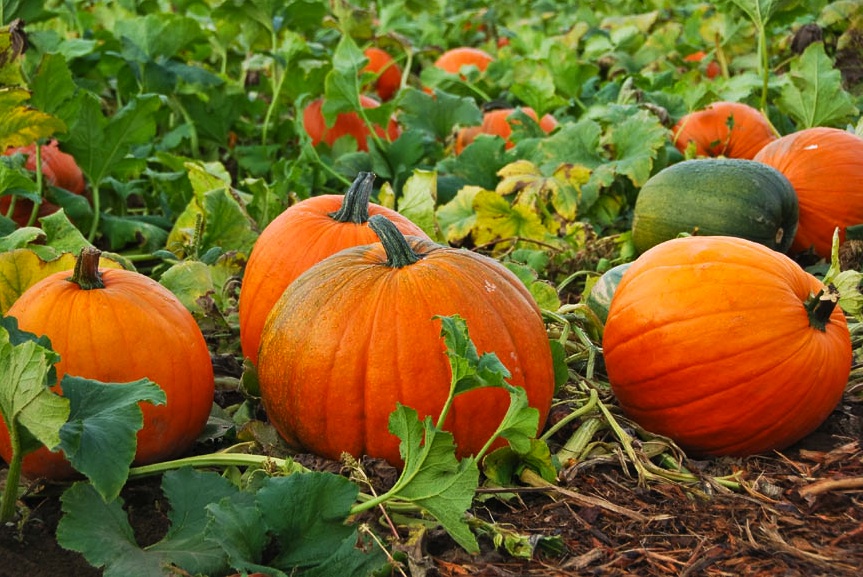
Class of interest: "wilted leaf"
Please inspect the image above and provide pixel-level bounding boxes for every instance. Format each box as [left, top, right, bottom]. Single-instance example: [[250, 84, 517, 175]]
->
[[473, 190, 550, 249], [0, 88, 67, 149]]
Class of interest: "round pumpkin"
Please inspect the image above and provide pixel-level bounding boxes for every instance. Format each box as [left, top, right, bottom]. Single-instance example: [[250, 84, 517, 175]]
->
[[1, 140, 87, 226], [239, 172, 429, 366], [257, 215, 555, 466], [362, 47, 401, 101], [602, 235, 852, 456], [455, 107, 558, 154], [631, 158, 799, 254], [433, 46, 494, 76], [0, 247, 215, 479], [302, 95, 400, 151], [753, 126, 863, 259], [672, 101, 777, 159]]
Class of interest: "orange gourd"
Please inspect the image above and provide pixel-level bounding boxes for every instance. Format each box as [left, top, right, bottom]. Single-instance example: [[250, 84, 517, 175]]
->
[[257, 215, 555, 466], [0, 247, 214, 479], [362, 47, 401, 101], [238, 172, 429, 366], [753, 127, 863, 259], [302, 95, 400, 151], [455, 107, 558, 154], [1, 140, 87, 226], [672, 101, 777, 159], [433, 46, 494, 75], [602, 235, 852, 456]]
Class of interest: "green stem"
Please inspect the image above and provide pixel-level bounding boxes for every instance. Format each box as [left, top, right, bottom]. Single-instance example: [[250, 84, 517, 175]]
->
[[541, 387, 599, 441], [262, 61, 287, 146], [367, 214, 423, 268], [128, 452, 309, 478], [66, 247, 105, 290], [758, 25, 769, 112], [24, 143, 44, 228], [329, 172, 376, 223], [0, 419, 23, 522], [86, 181, 101, 243], [805, 286, 840, 332]]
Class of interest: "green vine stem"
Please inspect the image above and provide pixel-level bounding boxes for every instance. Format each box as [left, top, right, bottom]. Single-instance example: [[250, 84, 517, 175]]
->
[[0, 419, 24, 522], [66, 247, 105, 290], [367, 214, 423, 269], [24, 142, 44, 228], [329, 171, 376, 223]]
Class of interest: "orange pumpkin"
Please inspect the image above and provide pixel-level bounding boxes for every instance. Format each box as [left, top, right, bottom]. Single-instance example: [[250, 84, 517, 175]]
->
[[672, 101, 777, 159], [683, 51, 721, 79], [602, 235, 851, 457], [1, 140, 87, 226], [302, 95, 400, 151], [455, 107, 558, 154], [257, 215, 555, 466], [0, 247, 215, 479], [239, 172, 429, 366], [362, 47, 401, 101], [754, 127, 863, 259], [433, 46, 494, 76]]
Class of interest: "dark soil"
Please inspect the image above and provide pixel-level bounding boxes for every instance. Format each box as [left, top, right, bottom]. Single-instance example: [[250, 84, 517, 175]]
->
[[2, 382, 861, 577]]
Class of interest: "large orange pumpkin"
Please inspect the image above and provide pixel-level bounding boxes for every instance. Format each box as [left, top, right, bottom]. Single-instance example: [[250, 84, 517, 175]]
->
[[1, 140, 87, 226], [0, 247, 215, 479], [257, 215, 555, 466], [672, 101, 777, 159], [754, 127, 863, 259], [455, 107, 558, 154], [602, 235, 851, 457], [302, 95, 400, 151], [238, 172, 429, 366]]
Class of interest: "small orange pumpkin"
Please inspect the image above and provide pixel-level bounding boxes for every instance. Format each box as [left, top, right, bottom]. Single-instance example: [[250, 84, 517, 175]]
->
[[0, 247, 214, 479], [302, 95, 400, 151], [433, 46, 494, 76], [754, 126, 863, 259], [362, 47, 401, 101], [257, 215, 555, 466], [1, 140, 87, 226], [455, 107, 558, 154], [602, 235, 851, 456], [672, 101, 777, 159], [239, 172, 429, 366]]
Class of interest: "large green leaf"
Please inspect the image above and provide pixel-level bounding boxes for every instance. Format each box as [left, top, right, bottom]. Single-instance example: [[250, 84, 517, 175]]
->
[[0, 88, 66, 149]]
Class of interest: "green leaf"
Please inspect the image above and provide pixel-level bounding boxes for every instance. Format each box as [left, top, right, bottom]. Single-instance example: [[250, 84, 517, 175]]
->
[[260, 473, 387, 573], [58, 376, 166, 502], [509, 63, 565, 117], [29, 52, 83, 129], [0, 322, 66, 455], [777, 42, 859, 128], [204, 492, 273, 575], [65, 93, 162, 187], [57, 483, 164, 577], [605, 109, 669, 187], [724, 0, 784, 28], [0, 87, 67, 149], [533, 119, 605, 170], [158, 260, 216, 314], [322, 35, 364, 122], [38, 209, 91, 253], [399, 87, 483, 141], [437, 315, 511, 397], [397, 169, 438, 239], [114, 13, 205, 61], [473, 190, 551, 248], [388, 404, 481, 553]]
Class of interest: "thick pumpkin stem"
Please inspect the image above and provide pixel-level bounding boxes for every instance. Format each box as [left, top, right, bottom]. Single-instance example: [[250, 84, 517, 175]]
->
[[368, 214, 422, 268], [805, 285, 840, 332], [329, 171, 376, 224], [67, 246, 105, 290]]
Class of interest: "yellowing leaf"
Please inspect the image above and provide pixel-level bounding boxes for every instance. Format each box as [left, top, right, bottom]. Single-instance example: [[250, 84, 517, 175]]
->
[[436, 186, 484, 244], [0, 249, 123, 315], [473, 190, 550, 249], [0, 88, 67, 149]]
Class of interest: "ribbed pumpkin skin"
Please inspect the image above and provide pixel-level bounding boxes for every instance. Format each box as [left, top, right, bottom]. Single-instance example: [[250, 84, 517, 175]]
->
[[0, 266, 214, 479], [602, 236, 851, 456], [753, 127, 863, 259], [631, 158, 799, 254], [672, 101, 777, 159], [257, 236, 555, 466], [239, 195, 428, 365]]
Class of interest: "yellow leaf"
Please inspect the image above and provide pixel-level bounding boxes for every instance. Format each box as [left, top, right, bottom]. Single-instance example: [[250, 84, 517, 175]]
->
[[0, 249, 125, 315]]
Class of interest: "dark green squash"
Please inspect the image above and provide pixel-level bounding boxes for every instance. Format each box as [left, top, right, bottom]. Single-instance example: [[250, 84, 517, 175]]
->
[[631, 158, 799, 254], [585, 262, 632, 324]]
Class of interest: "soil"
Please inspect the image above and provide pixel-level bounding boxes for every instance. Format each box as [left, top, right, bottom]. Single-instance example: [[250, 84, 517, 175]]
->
[[1, 379, 861, 576]]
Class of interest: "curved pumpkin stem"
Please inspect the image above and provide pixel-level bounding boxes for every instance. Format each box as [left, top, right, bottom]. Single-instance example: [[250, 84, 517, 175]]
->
[[67, 246, 105, 290], [368, 214, 422, 268], [805, 285, 840, 332], [329, 171, 377, 224]]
